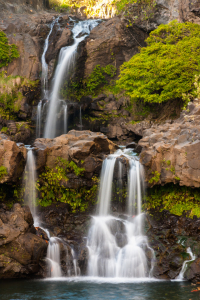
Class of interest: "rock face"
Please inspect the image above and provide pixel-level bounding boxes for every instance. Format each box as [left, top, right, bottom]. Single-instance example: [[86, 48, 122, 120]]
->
[[81, 17, 148, 78], [0, 203, 47, 279], [139, 102, 200, 187], [33, 130, 118, 186], [0, 9, 73, 81], [0, 137, 27, 184], [146, 210, 200, 281], [126, 0, 200, 32]]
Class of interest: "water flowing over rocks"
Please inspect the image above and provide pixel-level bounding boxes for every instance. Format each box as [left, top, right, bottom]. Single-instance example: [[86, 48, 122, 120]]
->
[[146, 210, 200, 281], [139, 102, 200, 187], [0, 203, 47, 279]]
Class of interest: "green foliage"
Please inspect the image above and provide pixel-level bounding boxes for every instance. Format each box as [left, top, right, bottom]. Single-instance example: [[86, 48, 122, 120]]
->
[[115, 21, 200, 107], [144, 184, 200, 218], [0, 31, 19, 68], [0, 127, 8, 133], [0, 166, 7, 180], [149, 171, 160, 183], [0, 72, 39, 120], [64, 64, 116, 101], [37, 157, 98, 212]]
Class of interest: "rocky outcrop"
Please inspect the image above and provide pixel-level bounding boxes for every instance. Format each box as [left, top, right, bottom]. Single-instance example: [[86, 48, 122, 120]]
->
[[0, 203, 47, 278], [34, 130, 118, 186], [0, 10, 73, 81], [146, 210, 200, 281], [139, 102, 200, 187], [125, 0, 200, 32], [0, 0, 49, 14], [0, 137, 27, 184], [80, 17, 148, 78]]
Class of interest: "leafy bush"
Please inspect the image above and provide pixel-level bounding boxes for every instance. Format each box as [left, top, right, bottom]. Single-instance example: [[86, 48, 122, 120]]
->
[[36, 157, 98, 212], [0, 166, 7, 180], [63, 64, 116, 100], [144, 184, 200, 218], [0, 31, 19, 68], [116, 21, 200, 106]]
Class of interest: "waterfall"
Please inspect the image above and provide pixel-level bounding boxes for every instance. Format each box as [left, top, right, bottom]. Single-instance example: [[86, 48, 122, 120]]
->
[[23, 147, 62, 278], [36, 101, 42, 138], [87, 148, 154, 278], [44, 19, 100, 138], [23, 148, 37, 221], [41, 17, 59, 97], [63, 104, 68, 134], [175, 247, 196, 281]]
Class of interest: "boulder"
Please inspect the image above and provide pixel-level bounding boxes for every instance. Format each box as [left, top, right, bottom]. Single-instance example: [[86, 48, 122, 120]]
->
[[139, 103, 200, 187], [0, 204, 47, 279], [33, 130, 118, 184], [0, 137, 27, 183]]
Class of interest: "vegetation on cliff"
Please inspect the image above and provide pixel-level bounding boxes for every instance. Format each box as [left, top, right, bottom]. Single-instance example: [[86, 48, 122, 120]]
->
[[115, 21, 200, 108], [0, 31, 19, 68], [37, 157, 98, 212], [0, 72, 39, 120], [63, 64, 116, 100], [144, 184, 200, 218]]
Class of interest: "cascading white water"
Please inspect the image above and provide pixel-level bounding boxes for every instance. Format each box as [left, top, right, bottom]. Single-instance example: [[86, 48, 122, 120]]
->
[[44, 19, 100, 138], [63, 104, 68, 134], [23, 148, 37, 221], [175, 247, 196, 281], [36, 18, 59, 138], [36, 101, 42, 138], [41, 17, 59, 97], [87, 148, 154, 278]]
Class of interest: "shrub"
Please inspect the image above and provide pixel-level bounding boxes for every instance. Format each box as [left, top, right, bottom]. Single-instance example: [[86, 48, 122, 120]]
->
[[144, 184, 200, 218], [36, 157, 98, 212], [0, 31, 19, 68], [115, 21, 200, 106], [0, 166, 7, 180]]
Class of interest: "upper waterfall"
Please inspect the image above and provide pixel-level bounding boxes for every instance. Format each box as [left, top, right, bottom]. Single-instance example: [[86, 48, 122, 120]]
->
[[44, 19, 100, 139]]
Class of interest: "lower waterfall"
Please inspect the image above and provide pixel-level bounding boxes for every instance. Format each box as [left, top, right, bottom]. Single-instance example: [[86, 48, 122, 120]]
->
[[87, 148, 154, 278], [23, 148, 62, 278]]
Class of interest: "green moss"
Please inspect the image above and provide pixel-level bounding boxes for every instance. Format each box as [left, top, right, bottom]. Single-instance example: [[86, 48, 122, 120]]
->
[[37, 157, 98, 212], [144, 184, 200, 218], [149, 171, 160, 183], [63, 64, 116, 101], [0, 127, 8, 134], [115, 21, 200, 107], [0, 31, 19, 68], [0, 72, 39, 120], [0, 166, 7, 180]]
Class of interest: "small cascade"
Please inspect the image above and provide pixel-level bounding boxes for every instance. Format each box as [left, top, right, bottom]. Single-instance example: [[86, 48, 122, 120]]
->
[[71, 247, 80, 277], [47, 236, 62, 278], [175, 247, 196, 281], [36, 17, 59, 138], [44, 19, 100, 138], [36, 101, 42, 138], [87, 148, 154, 278], [41, 17, 59, 96], [23, 148, 37, 221], [63, 104, 68, 134]]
